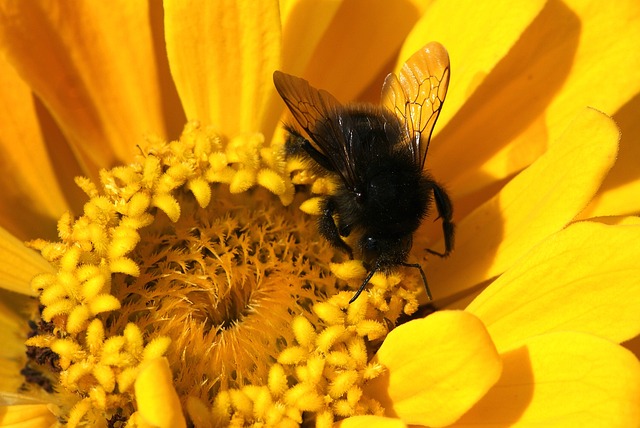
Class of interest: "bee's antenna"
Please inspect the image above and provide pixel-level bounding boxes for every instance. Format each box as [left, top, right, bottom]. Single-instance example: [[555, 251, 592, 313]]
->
[[349, 261, 380, 304], [400, 262, 432, 301]]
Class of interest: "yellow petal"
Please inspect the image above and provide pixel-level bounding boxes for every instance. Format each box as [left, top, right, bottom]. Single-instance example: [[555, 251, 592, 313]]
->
[[135, 358, 186, 428], [303, 0, 422, 103], [0, 404, 56, 427], [428, 0, 640, 197], [0, 1, 166, 168], [455, 332, 640, 427], [425, 108, 618, 300], [261, 0, 342, 137], [165, 0, 280, 136], [0, 57, 74, 241], [400, 0, 546, 131], [279, 0, 341, 77], [401, 0, 546, 196], [0, 227, 52, 296], [582, 94, 640, 218], [0, 291, 33, 393], [467, 221, 640, 352], [365, 311, 501, 427], [338, 415, 406, 428]]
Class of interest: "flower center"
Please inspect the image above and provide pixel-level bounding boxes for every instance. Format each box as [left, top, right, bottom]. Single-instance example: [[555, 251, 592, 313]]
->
[[107, 187, 332, 397], [23, 122, 422, 426]]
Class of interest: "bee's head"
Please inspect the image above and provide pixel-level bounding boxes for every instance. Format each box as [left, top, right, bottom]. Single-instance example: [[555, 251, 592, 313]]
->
[[360, 233, 413, 270]]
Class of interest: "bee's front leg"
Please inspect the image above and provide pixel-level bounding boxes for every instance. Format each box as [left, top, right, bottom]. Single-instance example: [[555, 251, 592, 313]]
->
[[318, 197, 354, 259]]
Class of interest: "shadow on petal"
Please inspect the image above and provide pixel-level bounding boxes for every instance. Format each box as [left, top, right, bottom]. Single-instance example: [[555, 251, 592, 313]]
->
[[433, 0, 580, 197], [453, 345, 534, 426]]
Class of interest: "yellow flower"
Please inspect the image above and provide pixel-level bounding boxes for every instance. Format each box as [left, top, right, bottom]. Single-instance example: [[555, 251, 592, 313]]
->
[[0, 1, 638, 428]]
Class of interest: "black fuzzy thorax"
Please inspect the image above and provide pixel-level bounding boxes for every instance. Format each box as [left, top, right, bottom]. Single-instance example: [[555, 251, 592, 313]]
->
[[329, 105, 431, 266]]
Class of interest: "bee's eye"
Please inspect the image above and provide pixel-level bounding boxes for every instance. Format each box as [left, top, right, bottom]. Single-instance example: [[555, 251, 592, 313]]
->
[[363, 236, 378, 251]]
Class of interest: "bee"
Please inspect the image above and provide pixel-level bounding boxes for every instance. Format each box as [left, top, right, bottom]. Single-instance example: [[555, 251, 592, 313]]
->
[[273, 41, 454, 303]]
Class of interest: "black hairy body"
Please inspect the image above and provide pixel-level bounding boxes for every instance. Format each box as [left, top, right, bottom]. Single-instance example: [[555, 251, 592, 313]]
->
[[273, 45, 454, 302], [285, 106, 435, 267]]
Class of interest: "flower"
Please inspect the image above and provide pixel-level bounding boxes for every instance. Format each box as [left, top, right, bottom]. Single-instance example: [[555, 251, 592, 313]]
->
[[0, 1, 639, 428]]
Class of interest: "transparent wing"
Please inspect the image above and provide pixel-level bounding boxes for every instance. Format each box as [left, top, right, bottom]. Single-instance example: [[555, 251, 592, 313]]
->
[[273, 71, 360, 190], [381, 41, 450, 168]]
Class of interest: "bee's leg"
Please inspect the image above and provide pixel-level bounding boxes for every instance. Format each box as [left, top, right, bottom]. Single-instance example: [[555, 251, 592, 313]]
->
[[349, 260, 380, 304], [337, 221, 352, 237], [400, 262, 432, 300], [427, 182, 455, 257], [284, 125, 336, 172], [318, 197, 354, 258]]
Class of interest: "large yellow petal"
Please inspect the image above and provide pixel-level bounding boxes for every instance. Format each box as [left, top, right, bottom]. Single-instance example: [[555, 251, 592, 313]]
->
[[466, 221, 640, 352], [0, 290, 32, 394], [423, 108, 618, 300], [425, 0, 640, 198], [0, 1, 166, 170], [0, 227, 52, 296], [364, 311, 501, 427], [303, 0, 423, 103], [581, 93, 640, 218], [135, 358, 186, 428], [262, 0, 342, 138], [0, 56, 76, 241], [399, 0, 546, 131], [279, 0, 341, 76], [165, 0, 280, 137], [338, 415, 406, 428], [0, 404, 56, 427], [454, 332, 640, 427]]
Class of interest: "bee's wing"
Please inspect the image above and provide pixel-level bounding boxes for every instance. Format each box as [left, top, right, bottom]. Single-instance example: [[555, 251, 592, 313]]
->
[[273, 71, 359, 190], [381, 41, 450, 169]]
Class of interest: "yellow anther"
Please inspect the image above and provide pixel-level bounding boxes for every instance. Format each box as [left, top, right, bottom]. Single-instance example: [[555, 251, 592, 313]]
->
[[40, 281, 68, 306], [277, 346, 308, 365], [109, 257, 140, 276], [66, 304, 91, 334], [346, 337, 368, 367], [257, 168, 286, 195], [124, 323, 144, 357], [187, 176, 212, 207], [126, 192, 152, 217], [284, 383, 323, 411], [142, 336, 172, 360], [292, 316, 316, 348], [313, 301, 345, 325], [316, 325, 347, 353], [229, 389, 253, 416], [81, 274, 107, 301], [50, 338, 84, 361], [299, 197, 323, 215], [230, 168, 256, 193], [310, 177, 337, 195], [328, 370, 358, 399], [109, 226, 140, 259], [42, 299, 74, 322], [152, 193, 181, 222], [355, 320, 387, 341], [268, 363, 288, 396], [142, 155, 162, 187], [86, 319, 105, 353], [60, 246, 82, 272], [92, 365, 116, 393], [330, 261, 367, 281], [58, 212, 73, 239], [88, 294, 121, 316]]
